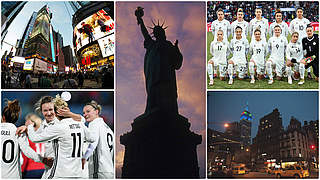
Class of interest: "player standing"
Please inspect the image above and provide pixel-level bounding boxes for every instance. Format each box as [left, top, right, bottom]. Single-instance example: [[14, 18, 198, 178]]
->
[[266, 25, 288, 84], [269, 10, 289, 38], [231, 8, 249, 39], [249, 29, 268, 83], [289, 7, 312, 78], [82, 101, 114, 179], [27, 95, 95, 178], [249, 7, 269, 42], [211, 8, 231, 42], [285, 32, 304, 84], [208, 30, 229, 85], [1, 99, 48, 179], [228, 26, 249, 85], [300, 25, 319, 84]]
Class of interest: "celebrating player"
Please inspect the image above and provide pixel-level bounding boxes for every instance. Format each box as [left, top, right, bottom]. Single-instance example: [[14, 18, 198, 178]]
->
[[208, 30, 229, 85], [249, 29, 268, 83], [27, 95, 95, 178], [231, 8, 249, 39], [300, 25, 319, 84], [269, 9, 289, 38], [285, 32, 304, 84], [228, 26, 249, 85], [82, 101, 114, 178], [211, 8, 231, 42], [266, 25, 288, 84], [1, 99, 49, 178], [249, 7, 269, 42]]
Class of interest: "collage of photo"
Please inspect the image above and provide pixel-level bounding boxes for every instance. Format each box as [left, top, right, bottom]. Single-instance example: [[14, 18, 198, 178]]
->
[[0, 1, 319, 179]]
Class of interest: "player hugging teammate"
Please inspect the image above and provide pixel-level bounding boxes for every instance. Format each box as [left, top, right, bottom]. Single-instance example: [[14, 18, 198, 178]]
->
[[208, 6, 319, 86]]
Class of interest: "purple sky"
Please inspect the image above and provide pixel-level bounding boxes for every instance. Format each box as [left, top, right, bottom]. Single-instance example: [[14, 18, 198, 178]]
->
[[116, 2, 206, 178]]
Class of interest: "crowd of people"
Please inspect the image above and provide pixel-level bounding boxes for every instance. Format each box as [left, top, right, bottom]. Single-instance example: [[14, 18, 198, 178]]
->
[[1, 66, 114, 89], [207, 1, 319, 23], [207, 4, 319, 86]]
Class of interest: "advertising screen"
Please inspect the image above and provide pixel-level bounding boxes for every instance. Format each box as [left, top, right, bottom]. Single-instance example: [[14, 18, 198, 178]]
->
[[23, 59, 34, 71], [74, 9, 114, 51], [33, 58, 48, 72], [97, 33, 115, 58], [79, 42, 103, 66], [30, 11, 50, 42]]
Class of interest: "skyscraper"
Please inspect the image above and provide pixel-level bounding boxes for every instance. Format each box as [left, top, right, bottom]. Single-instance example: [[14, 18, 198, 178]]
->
[[240, 102, 252, 146]]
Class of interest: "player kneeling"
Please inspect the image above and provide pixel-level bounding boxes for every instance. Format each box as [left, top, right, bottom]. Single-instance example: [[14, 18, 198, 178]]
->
[[266, 25, 288, 84], [285, 32, 304, 84], [208, 30, 229, 85], [249, 29, 267, 83], [228, 26, 249, 85]]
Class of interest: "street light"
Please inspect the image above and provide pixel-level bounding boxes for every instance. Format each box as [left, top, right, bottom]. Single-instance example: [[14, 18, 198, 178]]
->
[[224, 123, 229, 128], [246, 148, 249, 152]]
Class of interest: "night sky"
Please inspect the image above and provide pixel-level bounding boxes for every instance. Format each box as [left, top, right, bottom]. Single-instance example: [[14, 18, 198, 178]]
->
[[116, 2, 206, 178], [208, 91, 319, 138]]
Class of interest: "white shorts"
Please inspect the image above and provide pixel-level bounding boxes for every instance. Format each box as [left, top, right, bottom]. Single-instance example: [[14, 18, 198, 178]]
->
[[235, 64, 247, 78], [250, 59, 265, 75], [268, 57, 285, 77], [218, 65, 227, 77]]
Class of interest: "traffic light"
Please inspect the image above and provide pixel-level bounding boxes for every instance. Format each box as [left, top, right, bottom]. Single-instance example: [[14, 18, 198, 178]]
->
[[310, 145, 315, 150]]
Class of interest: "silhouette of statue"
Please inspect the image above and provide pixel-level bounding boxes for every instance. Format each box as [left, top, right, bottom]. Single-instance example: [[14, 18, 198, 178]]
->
[[135, 7, 183, 114], [120, 7, 201, 178]]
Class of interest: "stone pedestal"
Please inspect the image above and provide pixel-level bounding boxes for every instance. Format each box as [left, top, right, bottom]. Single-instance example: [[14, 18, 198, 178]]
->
[[120, 109, 202, 178]]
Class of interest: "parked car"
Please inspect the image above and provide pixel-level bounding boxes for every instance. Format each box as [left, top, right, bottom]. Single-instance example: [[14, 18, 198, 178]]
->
[[275, 165, 309, 178]]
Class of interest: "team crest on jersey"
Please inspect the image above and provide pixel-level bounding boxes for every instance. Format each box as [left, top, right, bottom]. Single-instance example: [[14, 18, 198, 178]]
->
[[313, 42, 316, 45]]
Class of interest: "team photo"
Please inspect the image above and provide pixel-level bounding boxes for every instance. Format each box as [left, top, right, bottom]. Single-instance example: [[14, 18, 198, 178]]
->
[[207, 1, 319, 89]]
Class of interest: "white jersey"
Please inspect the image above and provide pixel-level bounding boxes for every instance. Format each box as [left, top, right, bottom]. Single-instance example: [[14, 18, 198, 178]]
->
[[210, 40, 229, 65], [269, 21, 289, 37], [28, 118, 95, 178], [35, 118, 58, 179], [211, 19, 231, 41], [289, 18, 310, 41], [286, 41, 304, 61], [231, 20, 249, 39], [250, 40, 268, 66], [1, 123, 41, 179], [268, 36, 288, 61], [249, 17, 269, 40], [229, 38, 249, 65], [83, 118, 114, 178]]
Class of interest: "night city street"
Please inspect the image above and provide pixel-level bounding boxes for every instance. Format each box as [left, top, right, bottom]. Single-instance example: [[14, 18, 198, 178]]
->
[[1, 1, 114, 89], [208, 91, 319, 178]]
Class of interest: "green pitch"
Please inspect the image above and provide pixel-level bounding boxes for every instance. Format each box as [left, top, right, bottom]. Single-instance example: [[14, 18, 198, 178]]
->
[[207, 32, 319, 89]]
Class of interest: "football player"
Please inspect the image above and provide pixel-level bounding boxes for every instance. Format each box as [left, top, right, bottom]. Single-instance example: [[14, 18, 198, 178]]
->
[[1, 99, 50, 178], [300, 25, 319, 84], [208, 30, 229, 85], [228, 26, 249, 85], [285, 32, 304, 84], [266, 25, 288, 84], [289, 7, 312, 78], [231, 8, 249, 39], [82, 101, 114, 179], [211, 8, 231, 42], [249, 29, 268, 83], [269, 9, 289, 38], [26, 95, 95, 178], [249, 7, 269, 42]]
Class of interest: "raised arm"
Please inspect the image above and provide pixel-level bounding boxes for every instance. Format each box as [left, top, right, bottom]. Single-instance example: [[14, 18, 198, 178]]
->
[[135, 7, 152, 41]]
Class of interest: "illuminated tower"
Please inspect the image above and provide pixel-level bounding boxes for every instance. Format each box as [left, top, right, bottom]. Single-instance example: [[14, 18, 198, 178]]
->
[[240, 101, 252, 146]]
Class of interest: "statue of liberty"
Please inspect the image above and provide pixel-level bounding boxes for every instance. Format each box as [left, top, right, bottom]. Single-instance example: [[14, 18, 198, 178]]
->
[[135, 7, 183, 114]]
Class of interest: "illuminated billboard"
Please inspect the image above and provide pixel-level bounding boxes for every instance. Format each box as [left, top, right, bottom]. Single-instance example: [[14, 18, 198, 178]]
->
[[30, 10, 50, 42], [74, 9, 114, 51], [23, 59, 34, 71], [79, 42, 103, 66], [97, 33, 115, 58]]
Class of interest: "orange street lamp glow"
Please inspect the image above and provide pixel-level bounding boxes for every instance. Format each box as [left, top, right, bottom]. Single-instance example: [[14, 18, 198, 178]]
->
[[224, 123, 229, 128]]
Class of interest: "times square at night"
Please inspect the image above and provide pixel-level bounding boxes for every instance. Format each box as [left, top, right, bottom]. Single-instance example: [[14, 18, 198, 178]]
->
[[1, 1, 114, 89]]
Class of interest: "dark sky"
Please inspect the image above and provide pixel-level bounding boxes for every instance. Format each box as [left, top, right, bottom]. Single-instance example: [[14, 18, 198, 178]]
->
[[116, 2, 206, 178], [208, 91, 319, 138]]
